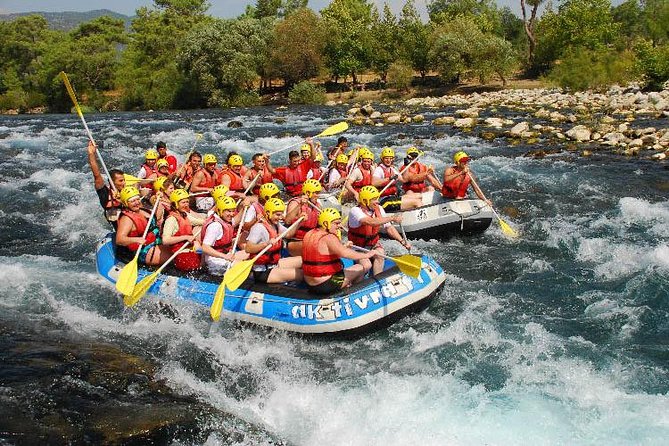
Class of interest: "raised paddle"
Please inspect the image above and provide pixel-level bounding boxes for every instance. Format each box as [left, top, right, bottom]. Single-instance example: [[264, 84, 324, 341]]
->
[[60, 71, 116, 192], [115, 197, 162, 296], [124, 228, 203, 307], [268, 122, 349, 156], [123, 173, 156, 185], [467, 174, 518, 238], [223, 217, 305, 293], [209, 204, 250, 321], [352, 246, 423, 278]]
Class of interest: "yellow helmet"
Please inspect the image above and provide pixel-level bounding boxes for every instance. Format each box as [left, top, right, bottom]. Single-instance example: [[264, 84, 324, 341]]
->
[[407, 146, 421, 157], [318, 207, 341, 230], [211, 184, 229, 201], [156, 158, 169, 169], [203, 153, 217, 165], [258, 182, 280, 201], [336, 154, 349, 164], [453, 151, 470, 165], [302, 179, 322, 197], [314, 152, 324, 162], [153, 176, 169, 192], [169, 188, 190, 206], [300, 143, 311, 153], [264, 197, 286, 217], [380, 147, 395, 159], [215, 196, 237, 213], [145, 149, 159, 160], [228, 154, 243, 166], [359, 185, 380, 207], [119, 186, 140, 206], [360, 149, 374, 161]]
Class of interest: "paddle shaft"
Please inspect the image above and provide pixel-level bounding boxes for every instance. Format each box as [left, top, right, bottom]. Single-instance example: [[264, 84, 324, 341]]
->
[[230, 205, 249, 255], [378, 153, 423, 196], [134, 196, 162, 256], [235, 172, 262, 206], [151, 227, 203, 276], [248, 216, 305, 263], [352, 245, 407, 265]]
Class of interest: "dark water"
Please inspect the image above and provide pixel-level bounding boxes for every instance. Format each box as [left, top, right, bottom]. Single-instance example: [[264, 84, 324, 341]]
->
[[0, 106, 667, 445]]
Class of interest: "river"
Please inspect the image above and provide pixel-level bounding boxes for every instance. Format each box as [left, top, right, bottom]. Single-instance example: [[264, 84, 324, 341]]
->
[[0, 105, 667, 444]]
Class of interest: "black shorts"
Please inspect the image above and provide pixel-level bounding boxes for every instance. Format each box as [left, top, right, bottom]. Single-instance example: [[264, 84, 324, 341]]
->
[[380, 195, 402, 212], [252, 267, 273, 283], [307, 271, 345, 295]]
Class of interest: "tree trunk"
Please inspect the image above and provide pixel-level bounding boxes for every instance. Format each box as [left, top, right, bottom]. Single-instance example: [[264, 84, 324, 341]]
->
[[520, 0, 540, 64]]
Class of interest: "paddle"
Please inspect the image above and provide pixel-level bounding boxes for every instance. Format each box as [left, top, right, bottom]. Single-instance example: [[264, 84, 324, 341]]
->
[[123, 173, 155, 185], [124, 228, 203, 307], [60, 71, 116, 192], [222, 217, 305, 293], [209, 205, 249, 321], [352, 246, 422, 278], [268, 122, 349, 156], [236, 172, 262, 206], [378, 152, 423, 196], [467, 174, 518, 238], [115, 198, 162, 296]]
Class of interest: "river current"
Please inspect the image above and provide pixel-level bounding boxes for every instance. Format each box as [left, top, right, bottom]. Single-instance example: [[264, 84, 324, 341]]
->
[[0, 105, 667, 444]]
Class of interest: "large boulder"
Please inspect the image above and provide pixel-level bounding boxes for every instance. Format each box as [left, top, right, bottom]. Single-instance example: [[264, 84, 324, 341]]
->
[[566, 125, 592, 142]]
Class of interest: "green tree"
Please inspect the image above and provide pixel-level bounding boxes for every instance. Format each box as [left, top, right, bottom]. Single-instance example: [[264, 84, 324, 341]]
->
[[520, 0, 544, 66], [613, 0, 644, 44], [428, 0, 501, 34], [398, 0, 431, 79], [320, 0, 375, 83], [644, 0, 669, 45], [370, 3, 399, 82], [269, 8, 324, 88]]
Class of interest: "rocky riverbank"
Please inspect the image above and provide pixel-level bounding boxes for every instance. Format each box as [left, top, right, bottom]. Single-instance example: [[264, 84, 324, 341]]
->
[[339, 84, 669, 161]]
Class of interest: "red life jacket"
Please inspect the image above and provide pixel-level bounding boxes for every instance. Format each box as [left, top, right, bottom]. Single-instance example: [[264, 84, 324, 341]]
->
[[121, 210, 156, 252], [347, 205, 381, 248], [141, 163, 157, 179], [104, 186, 122, 210], [222, 169, 244, 192], [161, 154, 178, 173], [402, 163, 428, 193], [200, 168, 218, 189], [302, 229, 343, 277], [250, 201, 264, 225], [441, 167, 471, 199], [167, 210, 193, 253], [377, 164, 397, 196], [255, 221, 282, 266], [180, 164, 200, 185], [201, 214, 235, 253], [287, 198, 319, 240], [248, 167, 274, 195], [280, 166, 307, 196], [351, 167, 373, 191]]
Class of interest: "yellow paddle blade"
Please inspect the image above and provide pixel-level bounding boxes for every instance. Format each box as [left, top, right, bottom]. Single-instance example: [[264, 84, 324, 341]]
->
[[210, 279, 226, 321], [59, 72, 83, 117], [223, 259, 254, 292], [317, 121, 348, 137], [115, 256, 139, 296], [497, 216, 519, 238], [391, 254, 422, 278], [123, 270, 159, 307]]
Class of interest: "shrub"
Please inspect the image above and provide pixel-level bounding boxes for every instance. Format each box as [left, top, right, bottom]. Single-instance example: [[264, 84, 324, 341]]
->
[[386, 62, 414, 91], [546, 46, 636, 91], [288, 81, 327, 105], [0, 89, 27, 111], [633, 40, 669, 91]]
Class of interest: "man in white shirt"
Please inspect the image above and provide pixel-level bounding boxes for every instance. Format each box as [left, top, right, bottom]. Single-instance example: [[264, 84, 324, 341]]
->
[[371, 147, 422, 212]]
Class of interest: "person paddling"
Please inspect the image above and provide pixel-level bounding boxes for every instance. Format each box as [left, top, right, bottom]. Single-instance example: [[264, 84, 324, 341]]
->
[[176, 151, 202, 190], [137, 149, 159, 180], [201, 196, 250, 275], [160, 189, 202, 272], [190, 153, 220, 212], [344, 148, 375, 202], [284, 179, 322, 256], [244, 153, 274, 195], [273, 150, 309, 197], [86, 140, 125, 227], [115, 186, 171, 266], [348, 186, 410, 276], [371, 147, 422, 212], [302, 208, 378, 295], [242, 182, 280, 232], [401, 147, 442, 193], [441, 151, 491, 205], [220, 154, 246, 199]]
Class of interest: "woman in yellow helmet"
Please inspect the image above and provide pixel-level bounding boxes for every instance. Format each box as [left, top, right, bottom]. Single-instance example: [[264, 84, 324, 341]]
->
[[115, 186, 171, 266], [137, 149, 159, 180], [161, 189, 202, 271], [441, 151, 491, 204]]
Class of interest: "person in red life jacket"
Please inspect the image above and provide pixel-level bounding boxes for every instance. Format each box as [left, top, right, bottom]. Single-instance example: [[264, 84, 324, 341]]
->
[[87, 140, 126, 227], [327, 136, 348, 160], [372, 147, 422, 212], [220, 154, 247, 199], [284, 179, 322, 256], [244, 153, 275, 196], [401, 147, 442, 193], [326, 153, 349, 192], [155, 158, 170, 181], [151, 176, 175, 225], [190, 153, 220, 212], [273, 150, 308, 197], [201, 196, 250, 275], [306, 152, 327, 185], [137, 149, 159, 180], [245, 198, 302, 284], [302, 208, 379, 295], [161, 189, 202, 272], [115, 186, 171, 266], [176, 151, 202, 190], [156, 141, 178, 174], [344, 148, 375, 203], [242, 182, 280, 233], [348, 186, 410, 276], [441, 151, 491, 204]]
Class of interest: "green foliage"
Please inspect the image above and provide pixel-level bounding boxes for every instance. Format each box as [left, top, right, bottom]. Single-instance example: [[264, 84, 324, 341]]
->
[[546, 46, 636, 91], [0, 89, 27, 111], [369, 4, 399, 81], [633, 39, 669, 90], [430, 15, 516, 84], [288, 81, 327, 104], [398, 0, 431, 78], [428, 0, 502, 34], [269, 8, 323, 87], [644, 0, 669, 45], [386, 62, 414, 91]]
